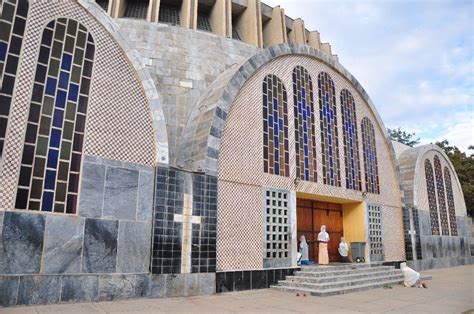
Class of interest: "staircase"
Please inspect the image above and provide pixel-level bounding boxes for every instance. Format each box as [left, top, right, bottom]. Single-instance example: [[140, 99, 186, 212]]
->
[[272, 263, 405, 297]]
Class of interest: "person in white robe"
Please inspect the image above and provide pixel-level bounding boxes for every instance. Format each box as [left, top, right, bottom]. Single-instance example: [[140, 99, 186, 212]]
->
[[317, 225, 329, 265], [299, 235, 309, 265], [400, 262, 427, 288], [338, 237, 349, 263]]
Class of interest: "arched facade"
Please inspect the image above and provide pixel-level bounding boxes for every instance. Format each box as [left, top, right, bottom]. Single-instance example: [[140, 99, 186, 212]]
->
[[398, 144, 470, 270]]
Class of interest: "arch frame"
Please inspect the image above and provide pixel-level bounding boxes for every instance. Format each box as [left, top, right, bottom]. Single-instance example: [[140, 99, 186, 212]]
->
[[178, 43, 402, 198]]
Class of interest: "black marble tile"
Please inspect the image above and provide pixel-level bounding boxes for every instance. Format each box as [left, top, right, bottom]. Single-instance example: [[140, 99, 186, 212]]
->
[[252, 270, 265, 290], [0, 276, 19, 306], [82, 218, 118, 273], [17, 275, 61, 305], [60, 275, 99, 302], [0, 212, 45, 274]]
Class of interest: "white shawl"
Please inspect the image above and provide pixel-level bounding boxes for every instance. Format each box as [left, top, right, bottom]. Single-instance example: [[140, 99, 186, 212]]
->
[[400, 262, 420, 287], [318, 225, 329, 242]]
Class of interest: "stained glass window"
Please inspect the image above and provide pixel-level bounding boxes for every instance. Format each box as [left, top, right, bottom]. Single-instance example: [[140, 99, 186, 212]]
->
[[263, 74, 289, 176], [444, 166, 458, 236], [318, 72, 340, 186], [424, 159, 439, 235], [340, 89, 361, 190], [15, 18, 94, 214], [434, 155, 449, 235], [0, 0, 28, 159], [293, 66, 317, 182], [361, 117, 379, 194]]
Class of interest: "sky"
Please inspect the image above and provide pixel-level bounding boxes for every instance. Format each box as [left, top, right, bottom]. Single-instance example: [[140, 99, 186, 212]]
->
[[264, 0, 473, 153]]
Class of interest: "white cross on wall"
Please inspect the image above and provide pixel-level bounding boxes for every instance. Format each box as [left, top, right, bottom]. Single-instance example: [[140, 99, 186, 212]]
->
[[174, 193, 201, 274]]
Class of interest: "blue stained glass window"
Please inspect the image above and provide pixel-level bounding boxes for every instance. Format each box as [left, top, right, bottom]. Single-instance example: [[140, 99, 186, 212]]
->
[[61, 53, 72, 71], [46, 149, 59, 168], [263, 74, 289, 176], [45, 77, 57, 95], [16, 18, 94, 214], [318, 72, 340, 187], [58, 71, 69, 89], [0, 42, 7, 61], [361, 117, 379, 194], [340, 89, 361, 190], [68, 83, 79, 102], [42, 191, 54, 211], [293, 66, 317, 182]]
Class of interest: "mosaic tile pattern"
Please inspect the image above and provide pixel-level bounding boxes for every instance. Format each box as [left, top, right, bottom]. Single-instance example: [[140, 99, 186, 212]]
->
[[340, 89, 361, 190], [263, 74, 289, 177], [434, 155, 449, 236], [424, 159, 440, 235], [292, 66, 317, 182], [443, 166, 458, 236], [361, 117, 379, 194], [318, 72, 340, 187], [15, 18, 94, 214], [152, 167, 217, 274], [264, 189, 290, 259], [368, 204, 383, 260], [0, 0, 28, 160], [158, 4, 181, 25]]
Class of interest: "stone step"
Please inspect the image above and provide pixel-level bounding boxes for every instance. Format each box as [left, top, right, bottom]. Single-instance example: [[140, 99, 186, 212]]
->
[[278, 274, 404, 291], [287, 270, 402, 284], [299, 263, 384, 273], [272, 277, 404, 297], [295, 266, 395, 278]]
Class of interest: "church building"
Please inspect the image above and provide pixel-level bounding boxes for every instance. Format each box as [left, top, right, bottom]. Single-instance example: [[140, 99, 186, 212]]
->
[[0, 0, 471, 306]]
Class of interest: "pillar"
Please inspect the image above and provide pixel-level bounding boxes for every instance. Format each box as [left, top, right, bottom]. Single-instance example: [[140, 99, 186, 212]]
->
[[181, 0, 198, 29], [209, 0, 231, 37], [233, 0, 263, 48], [262, 5, 287, 47], [288, 18, 306, 44]]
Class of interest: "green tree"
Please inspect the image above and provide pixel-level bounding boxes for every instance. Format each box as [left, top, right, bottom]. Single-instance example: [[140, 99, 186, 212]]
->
[[435, 140, 474, 217], [387, 127, 420, 147]]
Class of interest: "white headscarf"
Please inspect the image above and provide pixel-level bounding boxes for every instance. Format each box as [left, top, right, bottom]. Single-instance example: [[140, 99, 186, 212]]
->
[[338, 237, 349, 256], [299, 235, 309, 260], [400, 262, 420, 287], [317, 225, 329, 242]]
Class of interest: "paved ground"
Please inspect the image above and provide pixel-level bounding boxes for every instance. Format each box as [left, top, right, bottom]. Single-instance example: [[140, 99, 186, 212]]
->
[[1, 265, 473, 313]]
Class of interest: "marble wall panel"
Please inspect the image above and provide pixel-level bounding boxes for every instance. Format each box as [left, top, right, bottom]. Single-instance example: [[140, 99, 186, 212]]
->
[[42, 215, 85, 274], [103, 167, 139, 221], [116, 221, 152, 273], [60, 275, 99, 303], [82, 218, 118, 273], [17, 275, 61, 305]]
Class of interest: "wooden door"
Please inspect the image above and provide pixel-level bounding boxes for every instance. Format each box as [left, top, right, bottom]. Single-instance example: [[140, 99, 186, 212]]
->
[[297, 200, 344, 263]]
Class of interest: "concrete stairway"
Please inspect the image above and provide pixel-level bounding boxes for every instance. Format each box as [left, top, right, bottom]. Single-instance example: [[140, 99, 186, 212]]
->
[[271, 263, 405, 297]]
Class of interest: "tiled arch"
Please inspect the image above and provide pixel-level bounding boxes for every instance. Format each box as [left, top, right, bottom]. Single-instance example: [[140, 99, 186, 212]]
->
[[178, 43, 399, 179]]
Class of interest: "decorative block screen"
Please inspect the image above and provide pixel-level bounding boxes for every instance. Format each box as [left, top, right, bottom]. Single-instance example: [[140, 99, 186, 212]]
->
[[123, 0, 148, 20], [264, 189, 290, 260], [340, 89, 361, 190], [15, 18, 94, 213], [318, 72, 340, 186], [0, 0, 28, 159], [263, 74, 289, 177], [197, 12, 212, 32], [292, 65, 317, 182], [367, 204, 383, 259], [159, 4, 181, 25]]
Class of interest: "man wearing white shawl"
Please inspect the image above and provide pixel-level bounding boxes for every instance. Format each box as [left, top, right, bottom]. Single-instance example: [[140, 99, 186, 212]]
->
[[317, 225, 329, 265], [400, 262, 427, 288]]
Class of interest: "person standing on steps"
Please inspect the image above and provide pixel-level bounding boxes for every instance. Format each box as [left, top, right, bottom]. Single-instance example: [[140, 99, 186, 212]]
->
[[338, 237, 350, 263], [318, 225, 330, 265]]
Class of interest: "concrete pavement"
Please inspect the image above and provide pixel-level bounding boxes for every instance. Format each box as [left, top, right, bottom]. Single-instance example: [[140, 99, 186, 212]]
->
[[1, 265, 473, 313]]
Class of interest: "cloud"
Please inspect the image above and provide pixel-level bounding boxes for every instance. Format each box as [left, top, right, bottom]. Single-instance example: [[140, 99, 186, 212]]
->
[[262, 0, 473, 153]]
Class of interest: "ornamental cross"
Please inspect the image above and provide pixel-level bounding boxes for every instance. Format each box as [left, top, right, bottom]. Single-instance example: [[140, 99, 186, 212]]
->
[[174, 193, 201, 274]]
